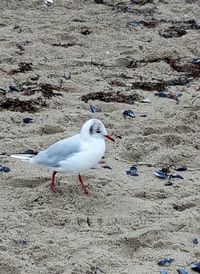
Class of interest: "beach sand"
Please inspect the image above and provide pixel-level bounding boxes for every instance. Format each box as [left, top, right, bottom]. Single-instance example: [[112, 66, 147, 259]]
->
[[0, 0, 200, 273]]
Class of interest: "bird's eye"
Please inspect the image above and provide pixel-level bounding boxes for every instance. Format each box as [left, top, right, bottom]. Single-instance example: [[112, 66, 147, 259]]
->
[[96, 129, 101, 133]]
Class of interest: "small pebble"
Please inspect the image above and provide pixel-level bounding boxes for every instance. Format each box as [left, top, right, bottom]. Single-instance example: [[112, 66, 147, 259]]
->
[[176, 92, 182, 97], [30, 74, 39, 81], [154, 171, 168, 179], [102, 165, 112, 170], [155, 92, 168, 98], [194, 20, 200, 29], [8, 84, 21, 92], [18, 40, 30, 47], [160, 269, 168, 274], [0, 166, 11, 173], [20, 240, 29, 245], [169, 174, 184, 179], [23, 117, 33, 124], [164, 181, 173, 186], [123, 110, 135, 118], [129, 21, 140, 28], [191, 262, 200, 273], [90, 105, 101, 113], [44, 0, 54, 6], [177, 269, 188, 274], [192, 58, 200, 65], [192, 238, 198, 245], [94, 0, 106, 4], [126, 166, 138, 176], [175, 165, 187, 171], [142, 97, 150, 103], [158, 257, 174, 266], [63, 73, 71, 80]]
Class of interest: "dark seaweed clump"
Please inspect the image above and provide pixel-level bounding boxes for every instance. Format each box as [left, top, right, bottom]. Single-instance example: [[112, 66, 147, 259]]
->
[[0, 83, 63, 112], [131, 76, 192, 91], [81, 91, 142, 104], [0, 97, 47, 112], [9, 62, 33, 74]]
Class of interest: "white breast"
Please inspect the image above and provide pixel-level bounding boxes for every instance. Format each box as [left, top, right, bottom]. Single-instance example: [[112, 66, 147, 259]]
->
[[55, 138, 106, 174]]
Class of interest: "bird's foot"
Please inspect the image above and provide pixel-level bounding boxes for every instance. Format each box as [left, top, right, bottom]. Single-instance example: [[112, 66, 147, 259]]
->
[[50, 184, 63, 194], [83, 188, 90, 196], [78, 174, 91, 196], [51, 183, 57, 193]]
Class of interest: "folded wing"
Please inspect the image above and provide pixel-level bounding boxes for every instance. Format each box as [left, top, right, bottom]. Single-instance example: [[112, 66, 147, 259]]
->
[[31, 134, 81, 168]]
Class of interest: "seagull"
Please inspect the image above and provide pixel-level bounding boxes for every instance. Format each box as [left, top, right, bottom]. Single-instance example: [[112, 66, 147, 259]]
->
[[11, 119, 114, 195]]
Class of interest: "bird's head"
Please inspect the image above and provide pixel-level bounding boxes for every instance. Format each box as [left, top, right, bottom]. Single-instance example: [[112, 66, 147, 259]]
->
[[80, 119, 114, 142]]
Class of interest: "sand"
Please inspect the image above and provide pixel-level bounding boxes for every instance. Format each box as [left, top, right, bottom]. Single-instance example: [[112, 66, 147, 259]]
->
[[0, 0, 200, 273]]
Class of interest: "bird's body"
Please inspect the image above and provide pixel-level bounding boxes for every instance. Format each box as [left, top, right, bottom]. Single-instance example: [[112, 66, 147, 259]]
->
[[31, 134, 106, 174], [11, 119, 114, 194]]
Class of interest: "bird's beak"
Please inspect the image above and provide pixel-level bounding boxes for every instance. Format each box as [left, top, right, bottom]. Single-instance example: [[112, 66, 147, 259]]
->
[[104, 135, 115, 142]]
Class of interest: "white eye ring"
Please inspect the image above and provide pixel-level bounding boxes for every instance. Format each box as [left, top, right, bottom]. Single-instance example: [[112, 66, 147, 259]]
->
[[96, 129, 101, 133]]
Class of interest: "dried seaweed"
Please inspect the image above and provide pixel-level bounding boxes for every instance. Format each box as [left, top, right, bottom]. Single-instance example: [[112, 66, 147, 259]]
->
[[81, 91, 142, 104], [131, 76, 192, 91], [120, 56, 200, 79], [185, 0, 198, 2], [130, 0, 153, 4], [109, 79, 126, 87], [132, 81, 165, 91], [129, 18, 199, 31], [136, 18, 157, 28], [13, 25, 22, 33], [9, 62, 33, 74], [22, 83, 63, 98], [165, 58, 200, 77], [39, 83, 63, 98], [87, 266, 106, 274], [113, 3, 156, 15], [0, 97, 47, 112], [139, 19, 160, 28], [16, 43, 25, 52], [51, 42, 78, 48], [159, 19, 199, 38], [0, 83, 63, 112], [146, 56, 200, 73], [94, 0, 108, 4], [80, 26, 92, 35], [95, 0, 153, 7], [155, 92, 181, 103], [159, 26, 186, 38], [182, 19, 199, 29], [0, 88, 6, 94]]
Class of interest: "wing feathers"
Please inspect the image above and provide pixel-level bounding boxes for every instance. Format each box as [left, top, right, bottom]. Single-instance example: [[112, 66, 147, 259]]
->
[[10, 154, 35, 162]]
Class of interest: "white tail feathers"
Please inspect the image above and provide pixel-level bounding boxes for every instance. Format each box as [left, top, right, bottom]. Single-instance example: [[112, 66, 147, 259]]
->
[[10, 154, 35, 162]]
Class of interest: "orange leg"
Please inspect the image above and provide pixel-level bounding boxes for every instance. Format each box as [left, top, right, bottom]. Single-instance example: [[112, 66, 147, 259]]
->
[[51, 171, 57, 192], [78, 174, 89, 195]]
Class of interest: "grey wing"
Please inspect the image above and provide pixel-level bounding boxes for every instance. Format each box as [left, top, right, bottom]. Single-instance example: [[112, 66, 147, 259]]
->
[[31, 134, 81, 167]]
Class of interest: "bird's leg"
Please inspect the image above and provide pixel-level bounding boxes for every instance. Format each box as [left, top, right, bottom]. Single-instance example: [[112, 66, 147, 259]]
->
[[51, 171, 57, 192], [78, 174, 89, 195]]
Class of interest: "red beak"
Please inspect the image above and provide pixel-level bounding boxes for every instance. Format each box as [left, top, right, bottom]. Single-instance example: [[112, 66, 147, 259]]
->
[[104, 135, 115, 142]]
